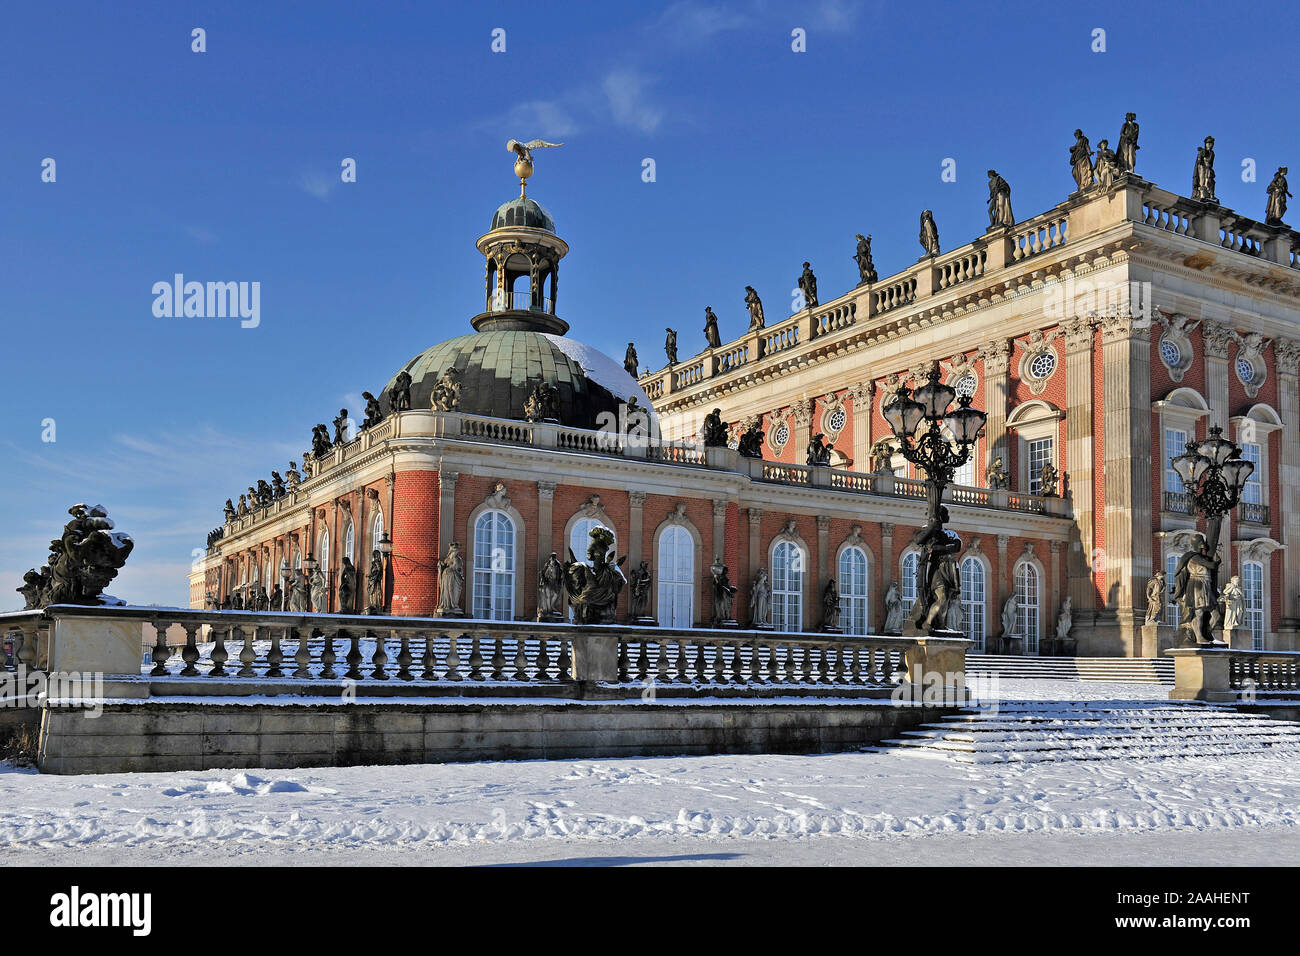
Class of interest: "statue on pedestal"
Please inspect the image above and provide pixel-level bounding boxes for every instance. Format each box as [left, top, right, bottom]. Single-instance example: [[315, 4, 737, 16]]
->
[[309, 568, 327, 613], [1117, 112, 1140, 173], [362, 391, 384, 429], [919, 209, 941, 257], [1039, 462, 1059, 497], [333, 410, 350, 446], [664, 328, 678, 365], [624, 343, 639, 378], [709, 557, 738, 626], [1001, 592, 1018, 642], [389, 370, 412, 412], [1093, 139, 1119, 189], [1069, 129, 1094, 191], [564, 527, 626, 625], [703, 307, 722, 348], [905, 510, 962, 635], [286, 462, 301, 493], [1192, 136, 1217, 203], [806, 432, 832, 466], [985, 456, 1008, 490], [237, 494, 248, 517], [820, 579, 841, 632], [432, 367, 461, 412], [628, 561, 653, 622], [1266, 167, 1292, 226], [338, 557, 356, 614], [854, 234, 878, 284], [1056, 596, 1073, 640], [744, 286, 765, 330], [366, 550, 385, 615], [437, 541, 465, 616], [271, 472, 287, 499], [702, 408, 729, 447], [737, 420, 764, 459], [224, 499, 236, 523], [537, 552, 565, 621], [1145, 570, 1166, 624], [1172, 532, 1221, 645], [1220, 574, 1245, 634], [883, 581, 905, 634], [798, 263, 818, 310], [311, 425, 332, 458], [523, 382, 559, 422], [987, 170, 1014, 229], [750, 568, 772, 628]]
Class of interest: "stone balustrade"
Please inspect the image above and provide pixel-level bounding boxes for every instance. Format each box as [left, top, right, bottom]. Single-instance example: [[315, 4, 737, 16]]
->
[[1167, 646, 1300, 702], [0, 606, 968, 702]]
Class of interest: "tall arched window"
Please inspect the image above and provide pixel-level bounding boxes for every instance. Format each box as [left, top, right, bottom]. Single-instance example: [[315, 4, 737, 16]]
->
[[570, 517, 614, 566], [472, 510, 516, 621], [371, 508, 384, 553], [1165, 551, 1182, 626], [838, 546, 869, 635], [1243, 560, 1265, 650], [901, 552, 919, 614], [960, 556, 986, 652], [1015, 561, 1040, 654], [318, 530, 330, 576], [657, 525, 694, 628], [344, 520, 355, 561], [772, 540, 805, 632]]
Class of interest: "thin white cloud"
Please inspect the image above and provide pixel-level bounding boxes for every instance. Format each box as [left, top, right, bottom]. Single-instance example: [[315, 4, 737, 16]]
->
[[298, 170, 336, 200], [602, 70, 665, 134], [647, 0, 752, 48], [185, 225, 218, 243], [491, 100, 580, 140]]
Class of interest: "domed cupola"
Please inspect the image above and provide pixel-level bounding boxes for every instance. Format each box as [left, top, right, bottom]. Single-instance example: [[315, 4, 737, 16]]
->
[[379, 141, 652, 432]]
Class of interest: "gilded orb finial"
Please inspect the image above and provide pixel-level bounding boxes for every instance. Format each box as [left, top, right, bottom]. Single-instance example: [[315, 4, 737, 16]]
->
[[506, 138, 563, 197]]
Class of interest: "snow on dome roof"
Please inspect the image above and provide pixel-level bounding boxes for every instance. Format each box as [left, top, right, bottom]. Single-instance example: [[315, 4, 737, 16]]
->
[[542, 334, 651, 407]]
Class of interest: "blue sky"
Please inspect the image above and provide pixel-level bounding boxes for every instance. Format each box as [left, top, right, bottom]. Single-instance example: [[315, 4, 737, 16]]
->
[[3, 0, 1298, 607]]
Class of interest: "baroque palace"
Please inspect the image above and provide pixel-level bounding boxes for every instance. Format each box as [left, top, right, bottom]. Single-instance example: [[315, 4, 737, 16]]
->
[[193, 119, 1300, 659]]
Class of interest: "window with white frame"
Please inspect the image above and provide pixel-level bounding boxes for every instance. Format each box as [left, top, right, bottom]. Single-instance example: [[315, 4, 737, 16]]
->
[[960, 556, 986, 651], [318, 530, 330, 575], [954, 447, 976, 487], [1243, 560, 1265, 650], [772, 540, 805, 632], [472, 510, 515, 621], [1165, 551, 1182, 627], [1241, 442, 1263, 505], [343, 520, 354, 561], [570, 518, 614, 566], [1027, 438, 1054, 495], [838, 546, 869, 635], [371, 509, 384, 552], [901, 551, 918, 614], [1015, 561, 1040, 653], [1164, 427, 1188, 493], [656, 525, 694, 628]]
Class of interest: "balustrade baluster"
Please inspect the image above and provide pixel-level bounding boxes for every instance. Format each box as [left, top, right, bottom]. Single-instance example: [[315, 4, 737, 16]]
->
[[636, 640, 650, 683], [468, 636, 485, 680], [655, 640, 669, 684], [320, 629, 338, 679], [490, 637, 506, 680], [421, 633, 437, 680], [371, 629, 389, 680], [730, 643, 746, 683], [209, 625, 230, 677], [266, 627, 285, 678], [674, 640, 689, 683], [513, 636, 529, 681], [343, 630, 363, 680], [618, 640, 631, 682], [150, 621, 171, 676], [536, 638, 551, 681], [556, 636, 572, 680], [237, 626, 258, 678], [396, 631, 414, 680], [446, 634, 463, 681], [180, 623, 201, 677], [294, 627, 312, 679], [693, 641, 708, 682]]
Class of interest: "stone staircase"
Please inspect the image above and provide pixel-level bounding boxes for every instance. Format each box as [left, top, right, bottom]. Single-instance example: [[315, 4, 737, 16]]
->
[[966, 654, 1174, 685], [878, 701, 1300, 763]]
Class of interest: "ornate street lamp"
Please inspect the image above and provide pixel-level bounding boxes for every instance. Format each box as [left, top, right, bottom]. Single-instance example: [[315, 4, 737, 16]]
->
[[280, 557, 291, 611], [882, 365, 987, 636], [378, 532, 394, 615], [1169, 423, 1253, 645]]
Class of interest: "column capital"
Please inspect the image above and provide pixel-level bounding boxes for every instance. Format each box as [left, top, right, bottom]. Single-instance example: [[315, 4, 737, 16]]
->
[[1201, 319, 1235, 357], [1061, 315, 1096, 352], [629, 490, 647, 507], [1274, 337, 1300, 371], [712, 498, 729, 518], [791, 398, 814, 428], [978, 338, 1012, 376], [747, 507, 763, 526], [441, 470, 459, 490], [879, 522, 896, 537], [1099, 312, 1153, 344], [850, 380, 876, 407], [536, 480, 556, 500], [816, 514, 831, 532], [996, 533, 1011, 551]]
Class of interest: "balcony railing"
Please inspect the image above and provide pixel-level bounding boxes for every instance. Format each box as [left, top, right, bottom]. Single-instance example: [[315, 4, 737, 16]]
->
[[1239, 500, 1270, 524], [490, 290, 554, 313], [1163, 490, 1194, 515]]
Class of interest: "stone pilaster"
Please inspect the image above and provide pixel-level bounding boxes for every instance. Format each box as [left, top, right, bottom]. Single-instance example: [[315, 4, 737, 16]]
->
[[850, 381, 875, 473], [791, 398, 814, 461], [747, 508, 763, 578], [1276, 340, 1300, 626], [1063, 315, 1097, 618], [535, 480, 556, 566], [1050, 539, 1062, 625], [880, 522, 895, 623], [996, 533, 1010, 617], [978, 338, 1012, 468], [1098, 313, 1154, 654], [1202, 320, 1235, 571], [711, 499, 727, 566], [439, 471, 458, 561], [628, 490, 646, 569], [816, 514, 831, 595]]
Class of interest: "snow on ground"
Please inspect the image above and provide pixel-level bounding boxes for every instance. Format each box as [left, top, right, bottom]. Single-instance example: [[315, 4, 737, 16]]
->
[[2, 680, 1295, 865]]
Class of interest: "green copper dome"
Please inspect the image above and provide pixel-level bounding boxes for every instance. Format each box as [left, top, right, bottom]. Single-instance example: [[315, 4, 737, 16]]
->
[[381, 331, 651, 431], [491, 197, 555, 233]]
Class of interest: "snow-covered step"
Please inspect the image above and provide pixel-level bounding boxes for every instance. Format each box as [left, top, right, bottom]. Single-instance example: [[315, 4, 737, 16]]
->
[[966, 655, 1174, 685], [876, 700, 1300, 763]]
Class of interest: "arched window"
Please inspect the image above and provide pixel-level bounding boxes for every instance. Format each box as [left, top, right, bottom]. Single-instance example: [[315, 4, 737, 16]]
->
[[772, 540, 805, 632], [570, 517, 614, 566], [960, 556, 986, 651], [1165, 551, 1182, 626], [371, 508, 384, 553], [343, 520, 355, 561], [472, 510, 516, 621], [901, 551, 919, 614], [656, 525, 694, 628], [1015, 562, 1041, 654], [318, 530, 330, 576], [838, 546, 869, 635], [1243, 560, 1265, 650]]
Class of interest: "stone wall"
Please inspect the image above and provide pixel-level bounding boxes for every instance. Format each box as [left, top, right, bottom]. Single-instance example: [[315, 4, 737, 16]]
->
[[37, 699, 954, 775]]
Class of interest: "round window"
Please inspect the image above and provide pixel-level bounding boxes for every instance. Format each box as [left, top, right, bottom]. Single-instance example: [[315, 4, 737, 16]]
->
[[954, 373, 977, 398], [1237, 358, 1256, 384], [771, 423, 789, 447], [1159, 338, 1182, 369], [827, 408, 847, 433], [1028, 351, 1057, 380]]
